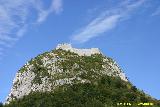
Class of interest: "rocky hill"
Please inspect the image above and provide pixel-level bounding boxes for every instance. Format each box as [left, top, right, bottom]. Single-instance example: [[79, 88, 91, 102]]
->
[[3, 43, 160, 107]]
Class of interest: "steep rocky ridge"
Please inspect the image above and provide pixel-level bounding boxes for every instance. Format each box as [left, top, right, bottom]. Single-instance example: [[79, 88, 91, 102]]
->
[[6, 43, 128, 104]]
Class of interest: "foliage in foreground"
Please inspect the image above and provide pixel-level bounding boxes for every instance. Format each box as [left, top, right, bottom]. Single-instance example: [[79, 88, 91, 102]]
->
[[4, 75, 160, 107]]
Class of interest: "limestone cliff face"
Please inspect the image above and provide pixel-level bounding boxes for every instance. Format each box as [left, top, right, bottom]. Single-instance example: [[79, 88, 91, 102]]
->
[[6, 43, 128, 104]]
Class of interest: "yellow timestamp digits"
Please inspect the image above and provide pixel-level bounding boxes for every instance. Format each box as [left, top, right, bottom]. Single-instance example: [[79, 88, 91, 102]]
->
[[137, 102, 154, 106], [117, 102, 154, 106]]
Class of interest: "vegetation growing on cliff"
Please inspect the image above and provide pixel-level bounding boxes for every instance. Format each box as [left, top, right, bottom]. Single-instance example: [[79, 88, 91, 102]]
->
[[6, 49, 160, 107], [4, 75, 160, 107]]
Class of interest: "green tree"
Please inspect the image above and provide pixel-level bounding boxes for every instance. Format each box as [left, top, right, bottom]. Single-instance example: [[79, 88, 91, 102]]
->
[[131, 86, 137, 92], [0, 102, 3, 107]]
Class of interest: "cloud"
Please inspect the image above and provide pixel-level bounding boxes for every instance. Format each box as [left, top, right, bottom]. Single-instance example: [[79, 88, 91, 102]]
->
[[72, 15, 121, 43], [151, 6, 160, 16], [52, 0, 63, 14], [37, 0, 63, 23], [71, 0, 146, 44], [0, 48, 3, 59], [16, 25, 28, 37], [0, 0, 63, 58]]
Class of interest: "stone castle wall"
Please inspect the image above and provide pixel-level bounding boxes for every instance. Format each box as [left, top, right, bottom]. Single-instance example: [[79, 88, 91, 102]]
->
[[56, 43, 101, 56]]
